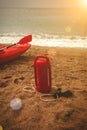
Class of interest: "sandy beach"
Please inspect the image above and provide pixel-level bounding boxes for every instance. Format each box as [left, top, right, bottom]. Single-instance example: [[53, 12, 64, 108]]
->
[[0, 45, 87, 130]]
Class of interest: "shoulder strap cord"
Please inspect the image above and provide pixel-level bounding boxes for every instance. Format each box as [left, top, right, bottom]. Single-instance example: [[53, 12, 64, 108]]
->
[[23, 85, 58, 102]]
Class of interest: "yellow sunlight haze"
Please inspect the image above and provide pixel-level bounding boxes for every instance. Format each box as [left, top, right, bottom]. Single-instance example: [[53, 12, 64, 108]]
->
[[82, 0, 87, 7]]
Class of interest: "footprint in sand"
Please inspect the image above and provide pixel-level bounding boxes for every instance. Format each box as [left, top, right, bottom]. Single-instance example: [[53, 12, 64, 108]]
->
[[14, 77, 25, 84], [55, 110, 74, 122], [3, 76, 12, 79], [0, 81, 8, 88], [0, 76, 12, 88]]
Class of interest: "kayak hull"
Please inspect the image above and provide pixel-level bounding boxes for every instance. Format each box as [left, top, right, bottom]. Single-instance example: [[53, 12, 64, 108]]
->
[[0, 43, 31, 64]]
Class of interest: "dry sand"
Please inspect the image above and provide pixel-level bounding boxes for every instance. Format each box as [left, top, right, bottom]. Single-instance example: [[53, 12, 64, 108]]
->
[[0, 45, 87, 130]]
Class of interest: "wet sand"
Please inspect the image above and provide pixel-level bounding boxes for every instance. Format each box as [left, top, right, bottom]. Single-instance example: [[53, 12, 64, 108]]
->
[[0, 45, 87, 130]]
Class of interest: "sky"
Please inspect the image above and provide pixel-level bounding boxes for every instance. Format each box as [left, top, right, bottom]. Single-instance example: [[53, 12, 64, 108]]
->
[[0, 0, 83, 8]]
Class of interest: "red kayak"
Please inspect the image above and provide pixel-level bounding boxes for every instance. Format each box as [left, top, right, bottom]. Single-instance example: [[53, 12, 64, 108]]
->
[[0, 35, 32, 64]]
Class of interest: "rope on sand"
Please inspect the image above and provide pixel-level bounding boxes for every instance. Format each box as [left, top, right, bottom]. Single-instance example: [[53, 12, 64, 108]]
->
[[40, 94, 58, 102], [23, 86, 35, 93], [23, 85, 58, 102]]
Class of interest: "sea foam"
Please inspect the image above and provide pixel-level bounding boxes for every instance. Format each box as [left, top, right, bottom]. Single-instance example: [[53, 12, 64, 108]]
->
[[0, 33, 87, 48]]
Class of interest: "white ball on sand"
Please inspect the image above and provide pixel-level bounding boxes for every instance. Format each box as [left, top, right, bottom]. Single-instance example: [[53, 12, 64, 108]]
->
[[10, 98, 22, 110]]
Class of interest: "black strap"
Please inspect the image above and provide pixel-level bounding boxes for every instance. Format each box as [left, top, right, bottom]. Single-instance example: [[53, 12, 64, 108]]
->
[[53, 88, 73, 99]]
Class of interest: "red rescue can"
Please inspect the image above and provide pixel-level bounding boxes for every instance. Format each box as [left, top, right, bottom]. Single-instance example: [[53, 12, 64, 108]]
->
[[34, 55, 51, 93]]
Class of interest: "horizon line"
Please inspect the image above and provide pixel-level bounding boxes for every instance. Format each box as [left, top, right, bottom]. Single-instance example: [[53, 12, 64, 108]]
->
[[0, 7, 85, 9]]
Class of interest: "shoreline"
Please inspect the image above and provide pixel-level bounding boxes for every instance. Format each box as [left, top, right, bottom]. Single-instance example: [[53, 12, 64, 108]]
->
[[1, 43, 87, 49], [0, 34, 87, 48]]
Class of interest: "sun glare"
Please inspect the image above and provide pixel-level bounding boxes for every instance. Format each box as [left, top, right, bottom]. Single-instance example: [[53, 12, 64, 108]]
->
[[83, 0, 87, 7]]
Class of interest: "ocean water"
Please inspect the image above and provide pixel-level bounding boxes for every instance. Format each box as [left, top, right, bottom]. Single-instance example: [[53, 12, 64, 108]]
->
[[0, 8, 87, 48]]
